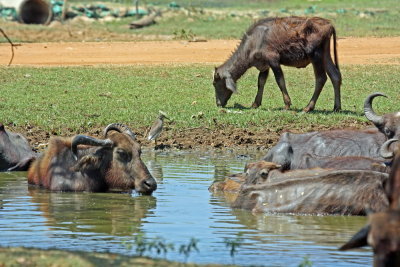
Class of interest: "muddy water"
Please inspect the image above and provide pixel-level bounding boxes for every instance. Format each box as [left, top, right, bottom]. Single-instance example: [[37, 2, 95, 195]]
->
[[0, 149, 371, 266]]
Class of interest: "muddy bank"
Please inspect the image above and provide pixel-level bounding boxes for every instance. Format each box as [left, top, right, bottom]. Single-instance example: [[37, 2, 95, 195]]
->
[[8, 120, 370, 152]]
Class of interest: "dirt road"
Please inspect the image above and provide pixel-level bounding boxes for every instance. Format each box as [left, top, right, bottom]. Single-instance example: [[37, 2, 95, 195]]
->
[[1, 37, 400, 66]]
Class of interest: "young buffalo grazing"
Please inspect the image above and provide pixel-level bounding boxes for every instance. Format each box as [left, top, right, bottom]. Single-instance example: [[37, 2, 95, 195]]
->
[[0, 123, 38, 172], [213, 16, 341, 112], [226, 160, 389, 215], [340, 149, 400, 267], [28, 123, 157, 194]]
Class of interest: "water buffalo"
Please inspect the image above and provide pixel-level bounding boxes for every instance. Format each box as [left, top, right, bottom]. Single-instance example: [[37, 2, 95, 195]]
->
[[340, 149, 400, 267], [27, 123, 157, 194], [213, 16, 341, 112], [209, 173, 245, 194], [365, 92, 400, 140], [212, 160, 389, 215], [263, 128, 387, 171], [210, 161, 282, 194], [380, 139, 399, 160], [263, 93, 399, 171], [0, 123, 38, 172]]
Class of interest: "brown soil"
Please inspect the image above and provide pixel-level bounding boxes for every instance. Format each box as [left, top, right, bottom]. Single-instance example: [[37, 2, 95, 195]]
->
[[1, 35, 398, 150], [15, 120, 369, 153], [1, 37, 400, 66]]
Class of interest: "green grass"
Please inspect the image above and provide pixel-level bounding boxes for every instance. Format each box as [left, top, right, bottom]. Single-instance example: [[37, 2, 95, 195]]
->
[[1, 0, 399, 43], [1, 64, 399, 134], [98, 1, 400, 39], [68, 0, 398, 10]]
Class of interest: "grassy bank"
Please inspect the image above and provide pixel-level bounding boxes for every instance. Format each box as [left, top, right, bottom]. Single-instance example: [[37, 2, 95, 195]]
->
[[0, 247, 233, 267], [1, 64, 399, 136], [102, 0, 400, 39], [1, 0, 399, 43]]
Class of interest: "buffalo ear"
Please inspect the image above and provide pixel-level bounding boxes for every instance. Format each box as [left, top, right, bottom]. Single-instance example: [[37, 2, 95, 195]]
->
[[244, 163, 249, 173], [244, 162, 256, 173], [213, 68, 220, 79], [339, 225, 370, 251], [225, 75, 237, 93], [71, 154, 101, 172], [251, 51, 263, 60]]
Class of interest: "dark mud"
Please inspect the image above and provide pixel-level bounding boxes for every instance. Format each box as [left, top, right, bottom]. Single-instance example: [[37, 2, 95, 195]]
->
[[8, 121, 371, 153]]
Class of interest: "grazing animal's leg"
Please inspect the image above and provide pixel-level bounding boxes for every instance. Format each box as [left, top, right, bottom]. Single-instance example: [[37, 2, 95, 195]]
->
[[252, 69, 269, 108], [271, 65, 291, 110], [325, 59, 342, 112], [325, 49, 342, 112], [304, 48, 327, 112]]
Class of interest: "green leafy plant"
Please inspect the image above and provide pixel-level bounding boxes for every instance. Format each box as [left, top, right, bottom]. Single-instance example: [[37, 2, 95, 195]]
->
[[133, 233, 148, 256], [123, 234, 175, 258], [173, 28, 196, 40], [223, 233, 244, 264], [178, 237, 199, 263], [147, 237, 175, 259], [298, 256, 313, 267]]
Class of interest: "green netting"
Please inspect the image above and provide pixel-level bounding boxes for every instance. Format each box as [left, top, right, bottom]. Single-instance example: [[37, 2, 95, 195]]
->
[[0, 7, 17, 21]]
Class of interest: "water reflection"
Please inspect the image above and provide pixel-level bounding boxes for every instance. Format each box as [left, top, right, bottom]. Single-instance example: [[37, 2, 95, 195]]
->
[[231, 209, 367, 245], [146, 150, 164, 182], [213, 164, 232, 182], [27, 188, 156, 236]]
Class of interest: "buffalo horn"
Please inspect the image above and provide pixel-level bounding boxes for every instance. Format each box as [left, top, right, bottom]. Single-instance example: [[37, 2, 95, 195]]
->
[[339, 225, 370, 250], [71, 135, 113, 160], [380, 138, 399, 159], [104, 123, 136, 140], [364, 92, 386, 127]]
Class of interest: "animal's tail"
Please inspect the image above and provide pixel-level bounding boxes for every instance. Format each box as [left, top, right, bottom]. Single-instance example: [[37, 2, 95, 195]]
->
[[332, 27, 339, 71]]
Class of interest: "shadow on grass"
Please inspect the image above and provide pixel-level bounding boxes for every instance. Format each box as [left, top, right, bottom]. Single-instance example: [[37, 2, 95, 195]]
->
[[226, 103, 361, 117], [224, 103, 252, 110], [270, 108, 362, 116]]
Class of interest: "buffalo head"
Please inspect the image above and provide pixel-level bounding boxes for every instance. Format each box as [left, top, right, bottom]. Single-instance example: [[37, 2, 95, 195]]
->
[[364, 93, 400, 139], [213, 67, 237, 107], [340, 146, 400, 267], [71, 123, 157, 194], [243, 160, 281, 185], [0, 123, 37, 171], [27, 123, 157, 194]]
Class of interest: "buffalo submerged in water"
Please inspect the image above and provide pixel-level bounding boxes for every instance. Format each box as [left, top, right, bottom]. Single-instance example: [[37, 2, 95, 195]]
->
[[340, 139, 400, 267], [28, 123, 157, 194], [264, 93, 399, 171], [210, 160, 389, 216], [0, 123, 38, 172]]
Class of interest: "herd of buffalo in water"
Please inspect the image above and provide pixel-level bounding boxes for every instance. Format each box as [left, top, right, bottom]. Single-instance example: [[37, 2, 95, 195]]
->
[[1, 16, 399, 266]]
